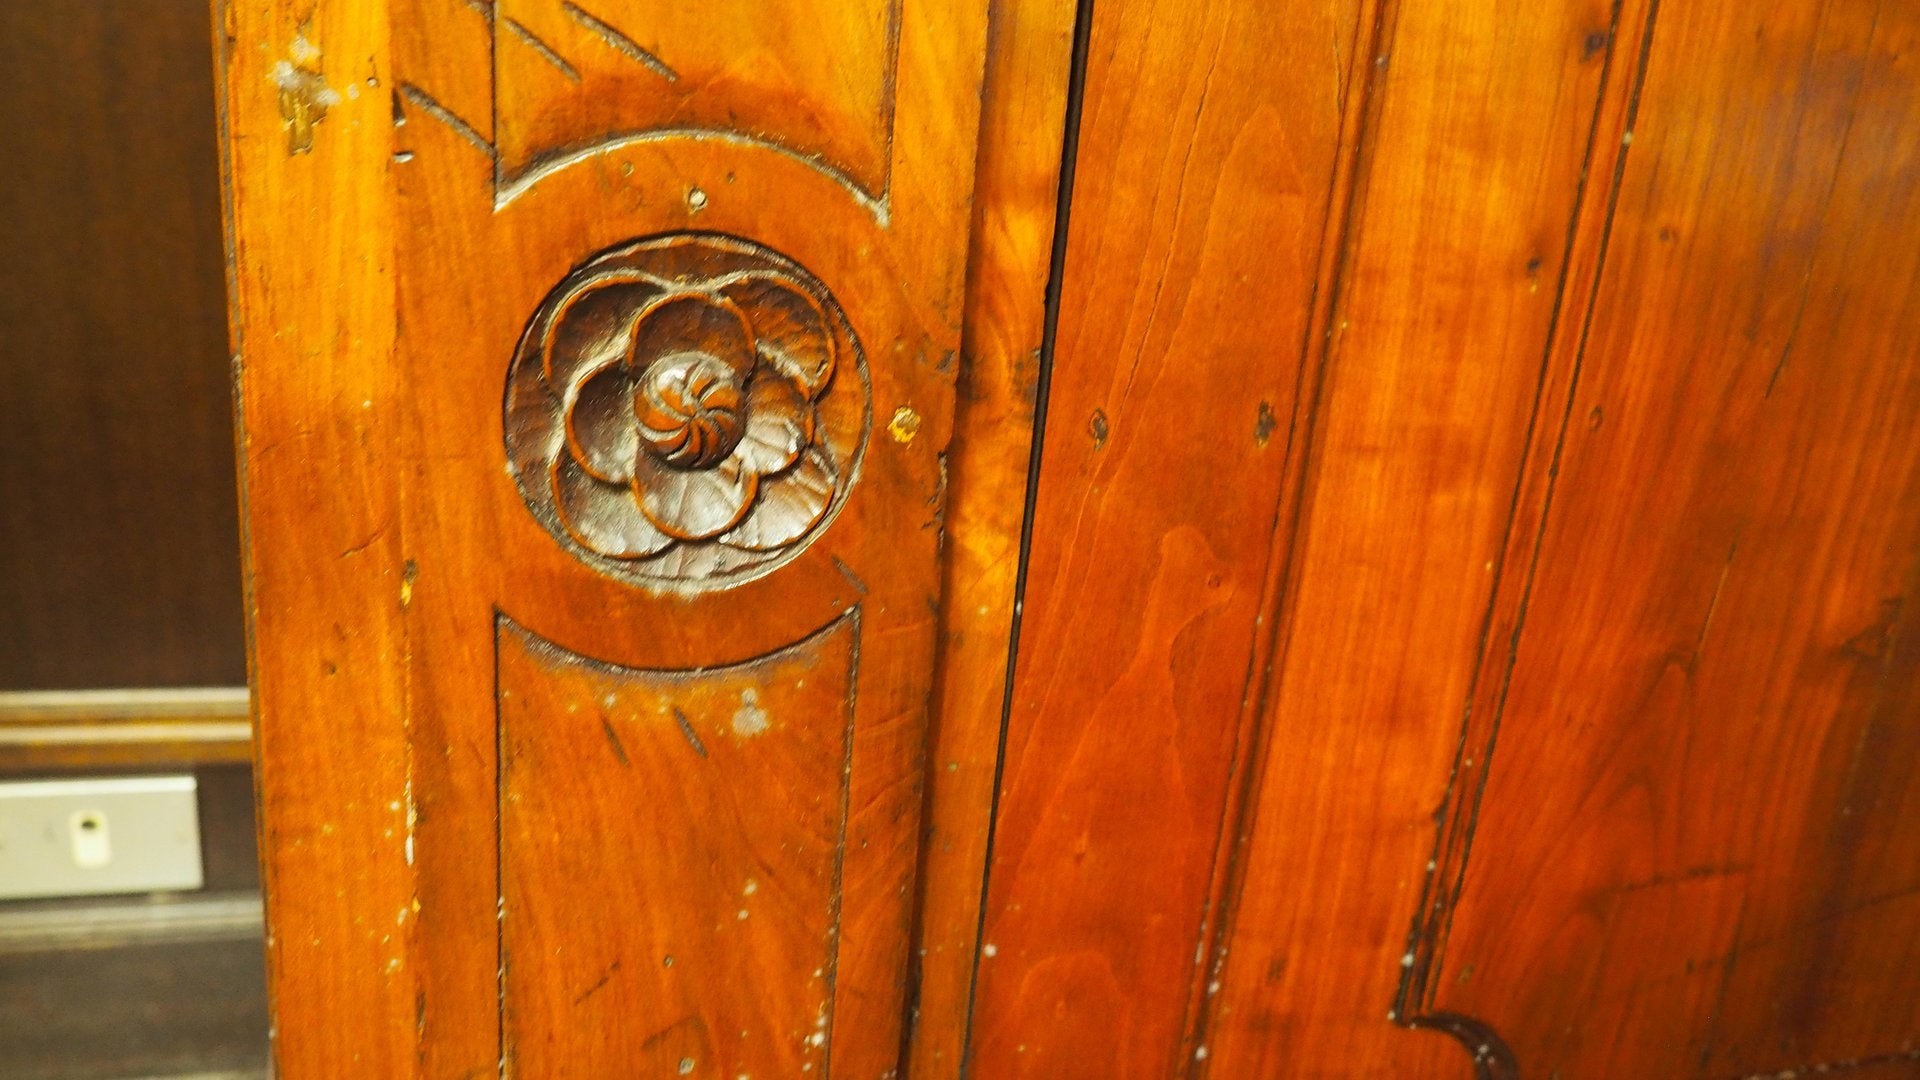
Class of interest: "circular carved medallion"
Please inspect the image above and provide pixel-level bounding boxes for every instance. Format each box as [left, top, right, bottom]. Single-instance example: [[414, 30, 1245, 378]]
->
[[506, 233, 870, 590]]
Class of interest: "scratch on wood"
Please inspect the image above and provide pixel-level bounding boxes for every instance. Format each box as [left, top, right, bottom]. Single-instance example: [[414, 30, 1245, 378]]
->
[[1686, 537, 1739, 673], [670, 706, 708, 758], [571, 960, 621, 1006], [561, 1, 679, 81], [599, 716, 630, 766], [340, 521, 390, 559], [505, 18, 581, 82]]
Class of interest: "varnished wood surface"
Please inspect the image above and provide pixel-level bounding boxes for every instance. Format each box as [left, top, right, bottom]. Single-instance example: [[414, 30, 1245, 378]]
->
[[0, 0, 244, 690], [220, 0, 1005, 1076], [497, 615, 859, 1078], [906, 0, 1078, 1074], [0, 688, 252, 771], [1428, 2, 1920, 1075], [217, 0, 1920, 1073], [1199, 0, 1649, 1073], [967, 0, 1366, 1074], [978, 0, 1920, 1077]]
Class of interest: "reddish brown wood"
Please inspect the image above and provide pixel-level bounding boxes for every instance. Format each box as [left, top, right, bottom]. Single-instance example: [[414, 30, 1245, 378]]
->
[[219, 1, 1003, 1077], [1427, 2, 1920, 1075], [218, 0, 1920, 1072], [907, 0, 1078, 1074], [1196, 0, 1653, 1073], [498, 613, 859, 1077], [966, 0, 1365, 1074]]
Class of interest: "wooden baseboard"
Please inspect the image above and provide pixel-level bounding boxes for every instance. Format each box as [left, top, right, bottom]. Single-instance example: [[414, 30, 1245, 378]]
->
[[0, 688, 252, 771]]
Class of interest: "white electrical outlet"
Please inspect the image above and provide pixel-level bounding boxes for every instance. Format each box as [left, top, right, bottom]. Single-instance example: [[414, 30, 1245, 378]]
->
[[0, 775, 204, 900]]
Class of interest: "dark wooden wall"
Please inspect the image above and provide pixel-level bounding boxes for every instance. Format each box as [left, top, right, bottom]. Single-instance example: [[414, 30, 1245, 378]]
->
[[0, 0, 245, 690], [0, 3, 265, 1079]]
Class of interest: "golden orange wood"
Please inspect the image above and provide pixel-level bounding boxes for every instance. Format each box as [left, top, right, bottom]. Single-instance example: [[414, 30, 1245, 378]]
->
[[497, 613, 859, 1078], [1197, 0, 1654, 1074], [907, 0, 1078, 1075], [1429, 2, 1920, 1075], [966, 0, 1367, 1074], [218, 1, 1003, 1076]]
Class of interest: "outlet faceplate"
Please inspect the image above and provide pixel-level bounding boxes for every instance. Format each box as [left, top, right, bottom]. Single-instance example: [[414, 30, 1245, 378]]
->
[[0, 775, 203, 900]]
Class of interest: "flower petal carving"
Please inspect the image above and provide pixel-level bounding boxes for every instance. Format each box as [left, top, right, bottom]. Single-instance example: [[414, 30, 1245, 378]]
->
[[732, 373, 814, 475], [725, 276, 836, 395], [565, 361, 638, 483], [635, 450, 759, 541], [505, 234, 871, 590], [543, 276, 662, 389], [552, 457, 676, 559], [630, 293, 755, 379], [719, 449, 837, 552]]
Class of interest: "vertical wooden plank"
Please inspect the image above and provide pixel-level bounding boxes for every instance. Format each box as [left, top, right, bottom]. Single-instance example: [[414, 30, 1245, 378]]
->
[[225, 0, 1003, 1076], [907, 0, 1079, 1075], [967, 1, 1361, 1075], [1196, 0, 1652, 1073], [1429, 1, 1920, 1075], [214, 0, 412, 1075]]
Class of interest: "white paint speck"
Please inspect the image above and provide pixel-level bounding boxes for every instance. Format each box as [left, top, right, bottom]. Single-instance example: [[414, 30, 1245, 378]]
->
[[288, 32, 321, 65], [732, 689, 770, 737]]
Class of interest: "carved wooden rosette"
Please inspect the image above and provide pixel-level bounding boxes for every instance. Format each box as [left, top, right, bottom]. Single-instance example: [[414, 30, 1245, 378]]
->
[[506, 234, 870, 590], [217, 0, 988, 1075]]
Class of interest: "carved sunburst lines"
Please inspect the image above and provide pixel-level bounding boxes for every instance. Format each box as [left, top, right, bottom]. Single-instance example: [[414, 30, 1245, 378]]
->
[[560, 1, 678, 82], [387, 0, 901, 216], [503, 16, 582, 82]]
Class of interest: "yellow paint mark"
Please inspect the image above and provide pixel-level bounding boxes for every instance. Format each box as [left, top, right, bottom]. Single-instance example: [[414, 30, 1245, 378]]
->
[[888, 406, 922, 444], [271, 26, 341, 154]]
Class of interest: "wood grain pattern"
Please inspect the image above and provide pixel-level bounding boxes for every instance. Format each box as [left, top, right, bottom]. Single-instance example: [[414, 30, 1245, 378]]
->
[[498, 612, 857, 1078], [0, 688, 252, 771], [0, 0, 243, 690], [1194, 0, 1651, 1073], [491, 0, 900, 202], [1428, 1, 1920, 1075], [223, 0, 1920, 1072], [966, 0, 1363, 1074], [216, 0, 413, 1072], [220, 0, 997, 1076], [904, 0, 1078, 1075]]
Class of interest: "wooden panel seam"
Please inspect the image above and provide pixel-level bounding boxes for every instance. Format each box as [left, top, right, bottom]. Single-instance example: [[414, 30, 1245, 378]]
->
[[1394, 0, 1666, 1067]]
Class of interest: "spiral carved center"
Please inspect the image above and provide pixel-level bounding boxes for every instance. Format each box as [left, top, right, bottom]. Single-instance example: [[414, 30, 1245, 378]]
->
[[505, 233, 871, 590], [635, 353, 747, 469]]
